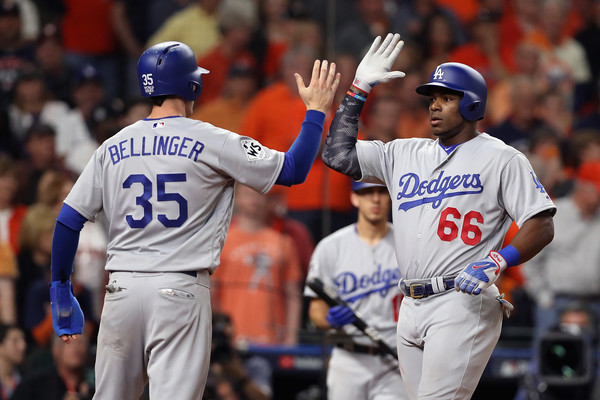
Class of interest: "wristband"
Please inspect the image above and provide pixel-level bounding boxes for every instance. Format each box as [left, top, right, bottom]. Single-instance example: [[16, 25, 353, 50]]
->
[[346, 90, 367, 102], [497, 245, 520, 267]]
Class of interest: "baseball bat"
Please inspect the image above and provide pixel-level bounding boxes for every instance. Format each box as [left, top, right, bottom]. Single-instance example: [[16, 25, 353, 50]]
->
[[307, 277, 398, 359]]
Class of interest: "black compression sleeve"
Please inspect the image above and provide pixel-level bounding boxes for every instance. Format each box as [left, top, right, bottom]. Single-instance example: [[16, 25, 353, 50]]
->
[[321, 92, 366, 181]]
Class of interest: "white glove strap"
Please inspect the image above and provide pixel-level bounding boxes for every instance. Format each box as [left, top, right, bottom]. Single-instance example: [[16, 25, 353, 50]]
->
[[352, 77, 373, 94], [489, 251, 508, 273]]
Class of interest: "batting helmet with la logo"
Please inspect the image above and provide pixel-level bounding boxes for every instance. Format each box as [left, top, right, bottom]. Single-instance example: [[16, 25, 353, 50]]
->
[[415, 62, 487, 121]]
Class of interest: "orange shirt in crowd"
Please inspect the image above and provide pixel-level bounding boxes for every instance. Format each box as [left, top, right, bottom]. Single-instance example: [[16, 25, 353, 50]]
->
[[192, 97, 250, 133], [396, 110, 433, 139], [196, 49, 256, 106], [212, 224, 301, 345], [240, 82, 352, 212], [61, 0, 115, 54], [435, 0, 478, 25], [449, 43, 512, 88]]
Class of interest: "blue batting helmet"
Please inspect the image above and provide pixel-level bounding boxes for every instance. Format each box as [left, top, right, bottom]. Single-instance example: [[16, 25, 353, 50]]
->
[[137, 41, 209, 101], [416, 62, 487, 121], [352, 181, 386, 192]]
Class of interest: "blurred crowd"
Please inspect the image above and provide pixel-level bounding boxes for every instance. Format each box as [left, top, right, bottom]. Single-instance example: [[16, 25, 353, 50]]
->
[[1, 0, 600, 398]]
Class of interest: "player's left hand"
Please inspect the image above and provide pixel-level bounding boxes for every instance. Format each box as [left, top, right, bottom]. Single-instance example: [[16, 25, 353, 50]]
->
[[296, 59, 341, 113], [454, 251, 508, 295], [326, 305, 356, 328], [353, 33, 406, 93], [50, 280, 84, 342]]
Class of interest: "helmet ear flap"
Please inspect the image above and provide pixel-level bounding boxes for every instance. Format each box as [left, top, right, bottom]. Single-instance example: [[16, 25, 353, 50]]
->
[[189, 80, 201, 96]]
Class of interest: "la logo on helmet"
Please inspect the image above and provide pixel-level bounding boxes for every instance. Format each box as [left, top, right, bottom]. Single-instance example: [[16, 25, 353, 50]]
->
[[433, 66, 444, 80]]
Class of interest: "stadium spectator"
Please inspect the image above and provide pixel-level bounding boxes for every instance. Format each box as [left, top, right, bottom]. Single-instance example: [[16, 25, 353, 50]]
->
[[60, 0, 119, 100], [240, 45, 354, 242], [111, 0, 152, 101], [449, 9, 510, 89], [192, 61, 259, 132], [34, 23, 72, 105], [522, 161, 600, 340], [0, 324, 26, 400], [11, 330, 94, 399], [0, 156, 26, 325], [0, 1, 35, 111], [145, 0, 222, 60], [211, 184, 302, 346], [194, 0, 258, 106], [525, 0, 592, 111]]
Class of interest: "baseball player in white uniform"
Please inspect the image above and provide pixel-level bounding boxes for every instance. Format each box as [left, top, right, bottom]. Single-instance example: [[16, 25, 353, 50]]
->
[[48, 41, 340, 399], [305, 181, 407, 400], [321, 33, 556, 399]]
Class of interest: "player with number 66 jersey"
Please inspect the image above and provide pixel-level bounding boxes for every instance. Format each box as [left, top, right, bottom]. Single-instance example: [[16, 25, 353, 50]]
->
[[322, 33, 556, 399]]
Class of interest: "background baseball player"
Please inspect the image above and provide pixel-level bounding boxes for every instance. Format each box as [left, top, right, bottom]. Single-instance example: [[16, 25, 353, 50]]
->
[[321, 33, 556, 399], [48, 41, 340, 399], [305, 181, 406, 400]]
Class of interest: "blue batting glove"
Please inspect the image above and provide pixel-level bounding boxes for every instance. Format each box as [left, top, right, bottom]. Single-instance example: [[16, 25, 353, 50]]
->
[[326, 305, 356, 328], [50, 280, 84, 337], [454, 251, 508, 295]]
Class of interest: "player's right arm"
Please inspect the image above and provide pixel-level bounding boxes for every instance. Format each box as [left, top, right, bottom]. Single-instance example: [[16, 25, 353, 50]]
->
[[308, 298, 331, 329], [274, 60, 340, 186], [322, 33, 405, 180]]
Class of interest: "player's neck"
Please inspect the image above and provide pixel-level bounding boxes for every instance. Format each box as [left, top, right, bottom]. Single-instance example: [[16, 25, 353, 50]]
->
[[148, 100, 187, 119], [356, 219, 389, 246], [438, 125, 479, 146]]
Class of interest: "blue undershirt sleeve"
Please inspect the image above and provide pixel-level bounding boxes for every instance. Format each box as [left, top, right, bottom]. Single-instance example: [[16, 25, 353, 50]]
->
[[51, 204, 87, 282], [275, 109, 325, 186]]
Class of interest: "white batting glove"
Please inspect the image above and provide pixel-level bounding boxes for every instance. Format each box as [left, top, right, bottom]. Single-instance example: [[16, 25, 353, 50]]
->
[[352, 33, 406, 94], [454, 251, 508, 295]]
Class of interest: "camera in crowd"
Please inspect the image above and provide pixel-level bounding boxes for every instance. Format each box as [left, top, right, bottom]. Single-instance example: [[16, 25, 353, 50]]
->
[[530, 302, 599, 400]]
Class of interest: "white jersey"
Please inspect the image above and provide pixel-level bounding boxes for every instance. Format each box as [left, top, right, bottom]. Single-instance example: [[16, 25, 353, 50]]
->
[[304, 223, 401, 346], [356, 133, 556, 280], [65, 116, 284, 273]]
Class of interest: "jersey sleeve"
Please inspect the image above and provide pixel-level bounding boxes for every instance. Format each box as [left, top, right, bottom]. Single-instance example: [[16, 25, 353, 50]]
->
[[217, 132, 284, 194], [64, 147, 105, 221], [303, 237, 336, 298], [499, 152, 557, 227], [355, 140, 393, 184]]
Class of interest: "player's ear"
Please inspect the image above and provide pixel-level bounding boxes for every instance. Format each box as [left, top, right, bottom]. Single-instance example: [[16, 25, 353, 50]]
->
[[350, 192, 360, 208]]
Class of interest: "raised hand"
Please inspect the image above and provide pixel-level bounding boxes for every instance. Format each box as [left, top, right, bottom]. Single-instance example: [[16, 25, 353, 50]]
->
[[295, 60, 341, 113], [353, 33, 406, 93]]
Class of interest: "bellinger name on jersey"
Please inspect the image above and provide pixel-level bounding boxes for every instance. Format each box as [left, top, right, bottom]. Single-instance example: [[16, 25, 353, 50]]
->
[[108, 135, 205, 165], [396, 170, 484, 212]]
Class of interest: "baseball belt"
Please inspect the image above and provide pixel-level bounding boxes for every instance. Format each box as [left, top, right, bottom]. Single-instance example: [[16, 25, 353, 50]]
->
[[111, 270, 199, 277], [399, 276, 456, 299], [335, 342, 386, 356]]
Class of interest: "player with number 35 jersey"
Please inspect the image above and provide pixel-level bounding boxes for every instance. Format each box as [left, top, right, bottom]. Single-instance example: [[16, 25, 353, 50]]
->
[[49, 41, 340, 400]]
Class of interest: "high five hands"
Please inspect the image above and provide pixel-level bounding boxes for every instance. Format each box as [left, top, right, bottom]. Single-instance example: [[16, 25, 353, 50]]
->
[[353, 33, 406, 94], [296, 60, 341, 113]]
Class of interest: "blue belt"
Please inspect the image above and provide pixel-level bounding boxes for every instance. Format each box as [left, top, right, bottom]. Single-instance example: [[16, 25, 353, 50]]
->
[[399, 277, 455, 299]]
